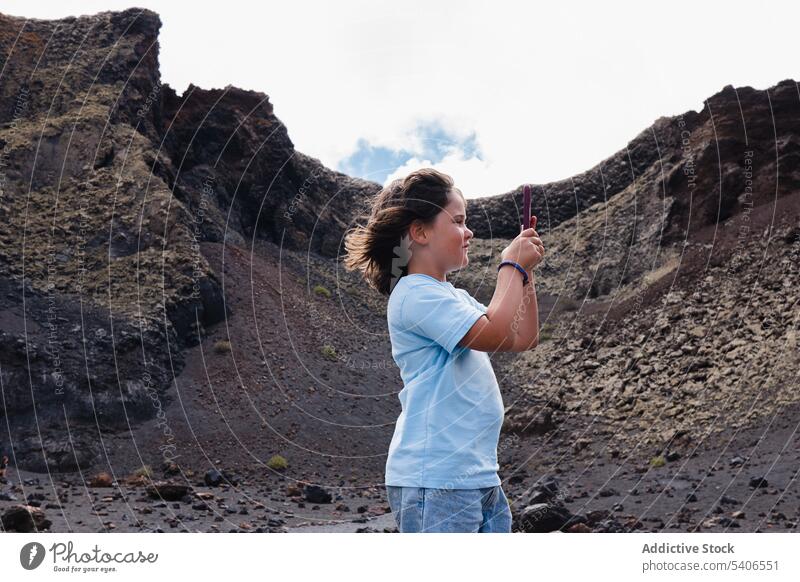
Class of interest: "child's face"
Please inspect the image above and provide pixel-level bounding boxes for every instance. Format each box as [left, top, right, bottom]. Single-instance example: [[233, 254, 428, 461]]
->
[[432, 189, 473, 273]]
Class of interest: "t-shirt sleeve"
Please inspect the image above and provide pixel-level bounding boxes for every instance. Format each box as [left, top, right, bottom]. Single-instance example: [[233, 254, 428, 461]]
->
[[462, 290, 488, 314], [400, 284, 486, 354]]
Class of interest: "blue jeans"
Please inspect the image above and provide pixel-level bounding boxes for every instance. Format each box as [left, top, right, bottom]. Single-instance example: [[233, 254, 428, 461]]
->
[[386, 484, 512, 533]]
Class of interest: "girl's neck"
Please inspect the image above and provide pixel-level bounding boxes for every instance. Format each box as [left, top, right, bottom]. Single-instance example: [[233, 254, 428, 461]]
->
[[407, 270, 446, 283]]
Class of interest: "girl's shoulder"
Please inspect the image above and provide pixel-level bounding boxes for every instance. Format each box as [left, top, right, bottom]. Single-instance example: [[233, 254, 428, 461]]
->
[[387, 276, 454, 326], [392, 276, 455, 301]]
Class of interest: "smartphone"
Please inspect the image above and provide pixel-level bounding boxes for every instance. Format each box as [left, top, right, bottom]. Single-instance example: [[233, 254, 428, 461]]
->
[[523, 184, 532, 230]]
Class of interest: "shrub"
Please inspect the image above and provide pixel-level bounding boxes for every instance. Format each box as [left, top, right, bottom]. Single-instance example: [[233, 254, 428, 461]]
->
[[321, 344, 337, 360], [267, 455, 288, 471], [133, 465, 153, 478], [213, 340, 231, 353], [314, 285, 331, 298], [650, 455, 666, 468]]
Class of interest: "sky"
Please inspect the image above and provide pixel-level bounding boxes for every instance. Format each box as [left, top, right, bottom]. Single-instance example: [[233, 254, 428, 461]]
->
[[2, 1, 798, 198]]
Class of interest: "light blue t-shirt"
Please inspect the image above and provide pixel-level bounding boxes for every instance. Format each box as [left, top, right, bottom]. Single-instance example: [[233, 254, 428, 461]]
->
[[384, 273, 505, 489]]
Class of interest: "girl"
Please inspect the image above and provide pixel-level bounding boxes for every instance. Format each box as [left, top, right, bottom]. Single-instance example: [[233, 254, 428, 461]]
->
[[343, 168, 544, 533]]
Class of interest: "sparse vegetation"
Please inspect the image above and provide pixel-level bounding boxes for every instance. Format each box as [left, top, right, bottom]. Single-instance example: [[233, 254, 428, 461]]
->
[[539, 323, 555, 342], [267, 455, 288, 470], [650, 455, 666, 468], [321, 344, 337, 360], [133, 465, 153, 478], [213, 339, 232, 353], [314, 284, 331, 298]]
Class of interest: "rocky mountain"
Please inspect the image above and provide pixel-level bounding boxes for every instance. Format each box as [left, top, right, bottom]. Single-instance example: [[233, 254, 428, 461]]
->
[[0, 8, 378, 471], [459, 81, 800, 453], [467, 80, 800, 296], [0, 8, 798, 534]]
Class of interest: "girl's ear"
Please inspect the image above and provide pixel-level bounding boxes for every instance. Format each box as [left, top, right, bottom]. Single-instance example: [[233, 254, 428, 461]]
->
[[408, 219, 426, 245]]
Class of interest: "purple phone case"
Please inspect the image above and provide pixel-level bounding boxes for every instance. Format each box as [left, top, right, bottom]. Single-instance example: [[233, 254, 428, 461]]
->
[[523, 184, 531, 230]]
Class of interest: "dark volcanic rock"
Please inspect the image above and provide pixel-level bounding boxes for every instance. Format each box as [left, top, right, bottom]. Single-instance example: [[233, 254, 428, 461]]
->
[[513, 502, 584, 533], [0, 8, 378, 472], [146, 481, 191, 501], [203, 469, 239, 487], [1, 504, 52, 532], [303, 484, 333, 504], [527, 475, 562, 504], [160, 85, 380, 257], [512, 475, 587, 532]]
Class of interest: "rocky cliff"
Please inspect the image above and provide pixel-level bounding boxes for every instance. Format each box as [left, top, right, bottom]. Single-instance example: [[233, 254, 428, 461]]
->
[[0, 8, 378, 471]]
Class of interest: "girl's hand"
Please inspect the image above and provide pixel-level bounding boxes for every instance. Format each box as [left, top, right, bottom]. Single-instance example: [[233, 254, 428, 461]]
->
[[522, 215, 544, 278], [501, 214, 544, 272]]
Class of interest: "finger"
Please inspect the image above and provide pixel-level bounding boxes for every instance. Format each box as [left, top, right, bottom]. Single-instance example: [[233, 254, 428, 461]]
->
[[531, 215, 537, 229]]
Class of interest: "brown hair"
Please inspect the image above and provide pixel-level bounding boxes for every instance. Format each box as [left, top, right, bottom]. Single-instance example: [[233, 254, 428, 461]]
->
[[343, 168, 462, 296]]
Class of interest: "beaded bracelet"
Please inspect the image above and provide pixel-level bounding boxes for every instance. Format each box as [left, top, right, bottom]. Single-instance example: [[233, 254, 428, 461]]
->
[[497, 260, 529, 285]]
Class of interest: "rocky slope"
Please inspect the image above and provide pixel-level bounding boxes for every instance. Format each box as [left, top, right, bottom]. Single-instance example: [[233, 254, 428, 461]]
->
[[0, 8, 798, 534], [0, 8, 379, 472], [458, 80, 800, 453]]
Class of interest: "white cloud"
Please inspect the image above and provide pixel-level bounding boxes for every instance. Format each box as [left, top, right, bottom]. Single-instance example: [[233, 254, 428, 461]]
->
[[3, 0, 798, 197], [383, 150, 497, 200]]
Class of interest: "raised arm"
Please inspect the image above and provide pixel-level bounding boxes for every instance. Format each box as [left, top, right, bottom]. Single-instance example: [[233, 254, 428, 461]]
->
[[510, 275, 540, 351], [458, 217, 544, 353], [457, 266, 526, 352]]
